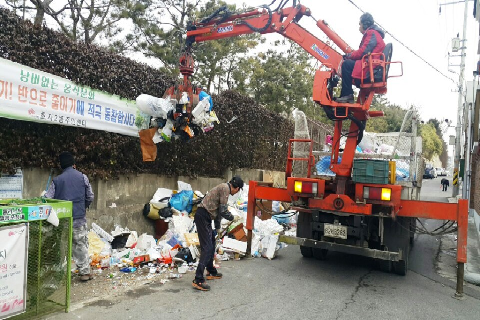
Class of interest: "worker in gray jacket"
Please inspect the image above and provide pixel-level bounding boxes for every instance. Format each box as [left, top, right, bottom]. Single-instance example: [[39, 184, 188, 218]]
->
[[192, 176, 243, 291], [45, 152, 94, 282]]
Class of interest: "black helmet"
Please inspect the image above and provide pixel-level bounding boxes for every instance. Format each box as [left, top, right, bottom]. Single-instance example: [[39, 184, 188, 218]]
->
[[230, 176, 244, 190], [360, 12, 374, 29]]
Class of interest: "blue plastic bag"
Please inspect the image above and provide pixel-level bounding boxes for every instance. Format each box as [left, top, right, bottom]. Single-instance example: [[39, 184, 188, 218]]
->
[[169, 190, 194, 213], [315, 156, 341, 176], [199, 91, 213, 111]]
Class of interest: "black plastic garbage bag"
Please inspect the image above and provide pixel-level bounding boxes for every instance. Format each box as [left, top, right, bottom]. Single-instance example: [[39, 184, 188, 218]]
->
[[175, 247, 194, 263]]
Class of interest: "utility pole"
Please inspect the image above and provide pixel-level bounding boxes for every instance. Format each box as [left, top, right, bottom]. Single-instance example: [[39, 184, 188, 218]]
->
[[452, 0, 469, 198]]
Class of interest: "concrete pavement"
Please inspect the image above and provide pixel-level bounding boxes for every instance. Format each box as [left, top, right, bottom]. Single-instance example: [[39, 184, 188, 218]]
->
[[420, 177, 480, 287], [465, 215, 480, 285]]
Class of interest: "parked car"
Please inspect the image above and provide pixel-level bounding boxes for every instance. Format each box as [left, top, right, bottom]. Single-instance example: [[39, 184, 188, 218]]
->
[[423, 168, 436, 179], [435, 167, 446, 176]]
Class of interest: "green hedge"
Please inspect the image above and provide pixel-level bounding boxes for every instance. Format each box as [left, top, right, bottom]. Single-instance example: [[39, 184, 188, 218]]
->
[[0, 8, 293, 179]]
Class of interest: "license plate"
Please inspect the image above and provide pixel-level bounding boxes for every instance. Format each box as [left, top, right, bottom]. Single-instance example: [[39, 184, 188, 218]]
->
[[324, 223, 347, 239]]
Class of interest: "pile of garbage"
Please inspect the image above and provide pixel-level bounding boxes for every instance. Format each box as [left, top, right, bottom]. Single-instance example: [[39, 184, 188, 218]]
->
[[136, 90, 219, 143], [85, 181, 296, 282], [316, 132, 412, 181]]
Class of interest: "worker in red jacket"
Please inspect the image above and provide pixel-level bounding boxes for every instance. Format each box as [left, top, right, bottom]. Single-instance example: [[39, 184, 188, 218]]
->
[[337, 13, 386, 103]]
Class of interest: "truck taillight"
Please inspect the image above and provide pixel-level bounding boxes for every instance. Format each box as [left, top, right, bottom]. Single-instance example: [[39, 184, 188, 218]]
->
[[294, 181, 318, 194], [363, 187, 391, 201]]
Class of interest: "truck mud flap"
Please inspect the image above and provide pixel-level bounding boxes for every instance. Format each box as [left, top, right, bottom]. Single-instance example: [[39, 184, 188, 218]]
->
[[279, 235, 402, 262]]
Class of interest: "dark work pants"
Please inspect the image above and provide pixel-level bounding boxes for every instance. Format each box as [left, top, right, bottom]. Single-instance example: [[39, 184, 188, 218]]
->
[[341, 59, 356, 97], [442, 184, 448, 191], [194, 207, 217, 282]]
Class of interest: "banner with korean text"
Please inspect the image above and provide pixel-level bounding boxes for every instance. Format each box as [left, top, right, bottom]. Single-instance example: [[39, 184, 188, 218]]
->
[[0, 57, 139, 137], [0, 224, 28, 319]]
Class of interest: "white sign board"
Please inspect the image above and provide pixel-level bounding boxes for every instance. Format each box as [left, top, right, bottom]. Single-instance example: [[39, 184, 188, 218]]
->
[[0, 224, 28, 319], [0, 169, 23, 199], [0, 57, 139, 137]]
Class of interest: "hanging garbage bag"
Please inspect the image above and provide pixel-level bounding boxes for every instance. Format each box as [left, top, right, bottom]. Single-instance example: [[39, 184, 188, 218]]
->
[[199, 91, 213, 111], [169, 190, 194, 213]]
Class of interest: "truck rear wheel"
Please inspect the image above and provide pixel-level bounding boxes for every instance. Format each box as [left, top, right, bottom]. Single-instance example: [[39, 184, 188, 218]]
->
[[378, 260, 392, 273], [382, 217, 412, 276], [300, 246, 313, 258], [313, 248, 328, 260], [393, 243, 410, 276], [297, 212, 313, 258]]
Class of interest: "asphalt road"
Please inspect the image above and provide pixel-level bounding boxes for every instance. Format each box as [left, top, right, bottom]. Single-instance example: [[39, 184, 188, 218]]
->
[[46, 177, 480, 320]]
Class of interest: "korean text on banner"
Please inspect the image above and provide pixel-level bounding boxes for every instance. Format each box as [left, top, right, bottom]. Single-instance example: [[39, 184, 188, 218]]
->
[[0, 169, 23, 199], [0, 224, 28, 319], [0, 57, 139, 137]]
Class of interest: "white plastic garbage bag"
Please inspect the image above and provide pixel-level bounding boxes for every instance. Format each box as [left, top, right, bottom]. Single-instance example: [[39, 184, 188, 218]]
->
[[358, 132, 377, 153], [137, 233, 156, 251], [136, 94, 174, 118], [179, 92, 189, 104], [146, 247, 161, 260], [192, 99, 211, 125], [172, 215, 194, 237], [254, 217, 284, 236], [46, 208, 59, 227], [379, 143, 395, 155], [151, 188, 173, 207], [250, 233, 261, 256], [161, 119, 174, 142], [260, 234, 279, 260]]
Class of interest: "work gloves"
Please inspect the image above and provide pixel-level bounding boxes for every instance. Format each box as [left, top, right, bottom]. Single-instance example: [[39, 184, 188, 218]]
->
[[233, 215, 242, 222]]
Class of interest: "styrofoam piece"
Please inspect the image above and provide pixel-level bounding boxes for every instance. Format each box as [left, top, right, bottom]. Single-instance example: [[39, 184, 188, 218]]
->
[[177, 181, 192, 191], [178, 265, 188, 274], [111, 226, 130, 237], [151, 187, 173, 203], [125, 231, 138, 248], [222, 237, 247, 253], [92, 222, 114, 242], [189, 244, 198, 260]]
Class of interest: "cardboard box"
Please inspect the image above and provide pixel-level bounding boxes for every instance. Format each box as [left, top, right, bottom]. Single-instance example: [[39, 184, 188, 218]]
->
[[255, 200, 273, 220], [228, 223, 247, 242], [184, 233, 200, 246]]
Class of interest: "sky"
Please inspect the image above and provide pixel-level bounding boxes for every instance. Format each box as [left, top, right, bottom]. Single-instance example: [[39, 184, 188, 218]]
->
[[2, 0, 477, 133], [229, 0, 479, 129]]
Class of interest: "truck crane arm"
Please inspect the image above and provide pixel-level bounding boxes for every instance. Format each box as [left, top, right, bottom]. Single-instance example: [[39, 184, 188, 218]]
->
[[185, 4, 349, 72], [180, 2, 399, 180]]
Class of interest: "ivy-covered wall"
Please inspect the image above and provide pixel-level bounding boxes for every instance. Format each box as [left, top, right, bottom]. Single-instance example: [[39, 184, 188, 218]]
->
[[0, 8, 293, 179]]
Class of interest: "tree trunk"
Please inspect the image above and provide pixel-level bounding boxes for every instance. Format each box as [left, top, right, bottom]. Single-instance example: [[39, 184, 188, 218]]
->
[[33, 6, 44, 28]]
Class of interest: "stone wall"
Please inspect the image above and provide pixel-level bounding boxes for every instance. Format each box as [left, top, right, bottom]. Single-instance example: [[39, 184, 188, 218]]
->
[[21, 168, 285, 235]]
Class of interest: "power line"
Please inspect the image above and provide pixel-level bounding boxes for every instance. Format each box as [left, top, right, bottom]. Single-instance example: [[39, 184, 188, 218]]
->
[[346, 0, 456, 83]]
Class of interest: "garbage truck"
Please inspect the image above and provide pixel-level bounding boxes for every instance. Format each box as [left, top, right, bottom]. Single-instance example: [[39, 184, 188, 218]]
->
[[175, 0, 468, 293]]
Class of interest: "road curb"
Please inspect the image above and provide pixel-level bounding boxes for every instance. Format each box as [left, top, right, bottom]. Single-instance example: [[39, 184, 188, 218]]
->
[[466, 215, 480, 286]]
